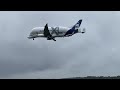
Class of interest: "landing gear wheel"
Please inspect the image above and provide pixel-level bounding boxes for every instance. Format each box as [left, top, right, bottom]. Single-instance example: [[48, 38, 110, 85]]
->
[[33, 38, 34, 40]]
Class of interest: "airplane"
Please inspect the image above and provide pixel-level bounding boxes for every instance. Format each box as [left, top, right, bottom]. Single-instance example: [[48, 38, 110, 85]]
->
[[28, 19, 85, 41]]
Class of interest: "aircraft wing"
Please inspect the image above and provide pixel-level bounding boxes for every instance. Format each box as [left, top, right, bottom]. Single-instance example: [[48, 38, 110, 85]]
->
[[44, 24, 52, 37], [43, 24, 56, 41]]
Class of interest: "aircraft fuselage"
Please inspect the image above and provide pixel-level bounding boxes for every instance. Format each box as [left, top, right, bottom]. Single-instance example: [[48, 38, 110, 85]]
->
[[28, 19, 85, 41], [28, 26, 82, 39]]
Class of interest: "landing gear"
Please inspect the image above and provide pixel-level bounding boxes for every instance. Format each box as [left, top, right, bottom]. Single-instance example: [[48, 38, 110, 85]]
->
[[33, 38, 34, 40]]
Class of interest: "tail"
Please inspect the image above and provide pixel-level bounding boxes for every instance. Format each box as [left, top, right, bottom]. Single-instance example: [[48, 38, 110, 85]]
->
[[64, 19, 82, 36], [72, 19, 82, 30]]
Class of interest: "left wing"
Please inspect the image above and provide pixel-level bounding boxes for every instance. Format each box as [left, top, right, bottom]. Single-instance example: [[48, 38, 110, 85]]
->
[[44, 24, 56, 41]]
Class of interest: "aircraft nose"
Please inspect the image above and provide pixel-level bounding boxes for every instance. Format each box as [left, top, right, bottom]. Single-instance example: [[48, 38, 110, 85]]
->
[[30, 32, 33, 36]]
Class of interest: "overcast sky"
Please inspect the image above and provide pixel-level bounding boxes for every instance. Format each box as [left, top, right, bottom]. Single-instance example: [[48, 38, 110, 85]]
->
[[0, 11, 120, 79]]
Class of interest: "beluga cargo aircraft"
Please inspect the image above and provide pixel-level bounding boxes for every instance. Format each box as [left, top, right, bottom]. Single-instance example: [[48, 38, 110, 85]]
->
[[28, 19, 85, 41]]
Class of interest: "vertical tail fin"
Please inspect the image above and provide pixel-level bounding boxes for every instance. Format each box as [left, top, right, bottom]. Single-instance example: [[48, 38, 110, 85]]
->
[[72, 19, 82, 30], [64, 19, 82, 36]]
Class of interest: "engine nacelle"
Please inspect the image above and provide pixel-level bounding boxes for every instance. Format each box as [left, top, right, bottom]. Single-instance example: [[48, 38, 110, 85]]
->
[[47, 37, 52, 40]]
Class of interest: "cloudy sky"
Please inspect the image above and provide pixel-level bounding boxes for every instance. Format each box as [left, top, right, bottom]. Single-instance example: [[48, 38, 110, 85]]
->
[[0, 11, 120, 79]]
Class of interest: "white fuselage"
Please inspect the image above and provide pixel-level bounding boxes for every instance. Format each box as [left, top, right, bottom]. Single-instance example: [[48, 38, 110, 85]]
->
[[28, 26, 82, 39]]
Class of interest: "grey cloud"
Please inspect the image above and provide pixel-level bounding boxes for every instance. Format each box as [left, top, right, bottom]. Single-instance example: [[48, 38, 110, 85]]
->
[[0, 11, 120, 78]]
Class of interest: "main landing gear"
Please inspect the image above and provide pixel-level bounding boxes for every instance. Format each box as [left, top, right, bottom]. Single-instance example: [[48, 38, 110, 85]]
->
[[33, 38, 34, 40]]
